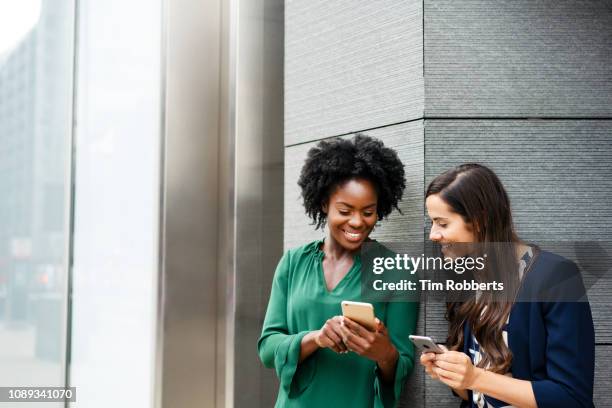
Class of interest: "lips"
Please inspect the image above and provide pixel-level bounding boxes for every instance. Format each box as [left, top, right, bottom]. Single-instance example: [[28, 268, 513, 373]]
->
[[440, 243, 453, 256], [342, 229, 364, 242]]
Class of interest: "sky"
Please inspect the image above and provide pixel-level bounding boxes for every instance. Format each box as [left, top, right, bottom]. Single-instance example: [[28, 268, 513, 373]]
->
[[0, 0, 41, 63]]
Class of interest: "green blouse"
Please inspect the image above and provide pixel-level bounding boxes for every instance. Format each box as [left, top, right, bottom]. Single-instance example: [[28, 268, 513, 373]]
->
[[258, 239, 418, 407]]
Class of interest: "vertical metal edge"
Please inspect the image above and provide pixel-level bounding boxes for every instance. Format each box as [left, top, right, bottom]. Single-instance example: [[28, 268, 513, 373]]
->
[[154, 0, 168, 406], [64, 0, 79, 406], [233, 1, 284, 406], [217, 0, 238, 406], [162, 0, 221, 405]]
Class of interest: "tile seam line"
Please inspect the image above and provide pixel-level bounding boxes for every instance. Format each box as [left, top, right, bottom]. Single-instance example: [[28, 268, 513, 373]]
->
[[284, 116, 612, 148], [284, 117, 424, 148]]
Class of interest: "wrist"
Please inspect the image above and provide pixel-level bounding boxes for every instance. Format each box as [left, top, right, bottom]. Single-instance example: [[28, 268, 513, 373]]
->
[[377, 346, 399, 367], [311, 330, 323, 348], [467, 367, 485, 390]]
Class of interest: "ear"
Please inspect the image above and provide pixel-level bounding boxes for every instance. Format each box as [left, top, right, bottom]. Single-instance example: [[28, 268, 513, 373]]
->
[[322, 202, 328, 214]]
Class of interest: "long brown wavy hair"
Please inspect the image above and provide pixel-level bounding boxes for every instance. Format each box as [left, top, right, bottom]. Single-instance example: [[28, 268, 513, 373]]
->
[[426, 163, 521, 374]]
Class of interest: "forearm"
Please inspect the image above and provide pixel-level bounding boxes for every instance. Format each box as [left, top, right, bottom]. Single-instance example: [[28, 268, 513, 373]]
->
[[376, 347, 399, 383], [299, 331, 320, 363], [471, 368, 536, 408]]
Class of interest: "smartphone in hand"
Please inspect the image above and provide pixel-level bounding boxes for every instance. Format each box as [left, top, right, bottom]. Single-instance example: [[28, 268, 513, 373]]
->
[[341, 300, 376, 331], [409, 335, 445, 354]]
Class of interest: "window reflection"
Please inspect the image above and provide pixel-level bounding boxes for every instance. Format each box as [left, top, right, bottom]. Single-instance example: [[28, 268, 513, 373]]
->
[[0, 0, 73, 401]]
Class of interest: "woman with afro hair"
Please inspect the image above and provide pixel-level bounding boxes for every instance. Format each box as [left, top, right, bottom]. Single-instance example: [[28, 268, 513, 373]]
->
[[258, 134, 418, 407]]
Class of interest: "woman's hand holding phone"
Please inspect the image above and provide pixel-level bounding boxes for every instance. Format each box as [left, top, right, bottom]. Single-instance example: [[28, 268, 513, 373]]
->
[[431, 350, 480, 391], [314, 316, 348, 353], [420, 342, 449, 381], [420, 351, 441, 380], [420, 345, 473, 401], [340, 317, 398, 365]]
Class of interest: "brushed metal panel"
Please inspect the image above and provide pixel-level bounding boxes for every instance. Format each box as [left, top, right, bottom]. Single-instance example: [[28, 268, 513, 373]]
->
[[424, 119, 612, 343], [231, 0, 285, 407], [162, 0, 220, 406], [425, 0, 612, 117], [217, 0, 235, 406], [284, 121, 424, 251], [285, 0, 424, 145]]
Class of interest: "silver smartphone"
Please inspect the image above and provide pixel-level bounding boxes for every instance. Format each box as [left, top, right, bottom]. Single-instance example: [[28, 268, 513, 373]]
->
[[408, 335, 445, 353]]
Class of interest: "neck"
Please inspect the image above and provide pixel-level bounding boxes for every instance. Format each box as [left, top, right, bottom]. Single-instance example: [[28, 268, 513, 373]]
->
[[323, 234, 359, 260]]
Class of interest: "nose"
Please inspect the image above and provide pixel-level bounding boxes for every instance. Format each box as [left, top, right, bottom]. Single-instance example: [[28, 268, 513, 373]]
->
[[348, 213, 364, 229], [429, 226, 442, 242]]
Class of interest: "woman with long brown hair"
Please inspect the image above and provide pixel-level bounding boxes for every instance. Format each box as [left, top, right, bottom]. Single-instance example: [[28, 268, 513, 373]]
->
[[420, 163, 594, 408]]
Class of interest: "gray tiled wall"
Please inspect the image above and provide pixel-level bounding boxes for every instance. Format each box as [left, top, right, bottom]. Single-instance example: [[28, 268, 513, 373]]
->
[[424, 0, 612, 117], [285, 0, 424, 145]]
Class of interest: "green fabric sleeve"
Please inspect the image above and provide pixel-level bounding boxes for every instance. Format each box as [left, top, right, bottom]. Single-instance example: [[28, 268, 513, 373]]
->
[[257, 251, 314, 395], [374, 299, 419, 408]]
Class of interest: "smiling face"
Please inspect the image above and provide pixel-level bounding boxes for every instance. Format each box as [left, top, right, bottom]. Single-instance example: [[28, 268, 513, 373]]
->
[[426, 193, 477, 254], [323, 178, 378, 252]]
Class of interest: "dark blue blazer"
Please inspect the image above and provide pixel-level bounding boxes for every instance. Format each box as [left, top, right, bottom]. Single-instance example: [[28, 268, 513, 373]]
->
[[462, 250, 595, 408]]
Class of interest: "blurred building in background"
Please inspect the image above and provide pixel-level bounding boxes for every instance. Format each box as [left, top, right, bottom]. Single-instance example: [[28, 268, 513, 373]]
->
[[0, 1, 72, 395]]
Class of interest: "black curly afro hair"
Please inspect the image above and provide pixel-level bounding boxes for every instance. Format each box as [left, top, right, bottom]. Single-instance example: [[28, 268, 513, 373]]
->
[[297, 133, 406, 230]]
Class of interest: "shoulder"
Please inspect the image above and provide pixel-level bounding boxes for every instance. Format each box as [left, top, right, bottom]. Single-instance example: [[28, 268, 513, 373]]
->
[[360, 239, 396, 259], [530, 249, 580, 281], [285, 239, 324, 260], [276, 239, 324, 273], [522, 249, 587, 302]]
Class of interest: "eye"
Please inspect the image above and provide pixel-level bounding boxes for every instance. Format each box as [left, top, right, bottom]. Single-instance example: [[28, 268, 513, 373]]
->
[[363, 211, 374, 217], [338, 210, 351, 216]]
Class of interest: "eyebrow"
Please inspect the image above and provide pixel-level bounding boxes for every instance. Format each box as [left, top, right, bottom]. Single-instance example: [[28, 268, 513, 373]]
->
[[432, 217, 449, 222], [335, 202, 377, 209]]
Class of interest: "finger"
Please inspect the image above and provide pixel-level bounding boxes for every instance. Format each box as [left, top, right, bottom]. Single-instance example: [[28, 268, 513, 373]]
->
[[343, 318, 375, 342], [318, 332, 334, 347], [420, 352, 436, 363], [324, 336, 344, 354], [433, 359, 464, 373], [323, 328, 347, 351], [426, 369, 439, 380], [343, 337, 364, 354], [324, 323, 346, 343], [374, 318, 387, 334], [320, 333, 344, 352], [341, 323, 375, 352], [329, 319, 350, 337], [343, 317, 373, 336], [433, 366, 462, 381], [342, 331, 369, 353], [437, 374, 459, 389], [435, 351, 467, 364]]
